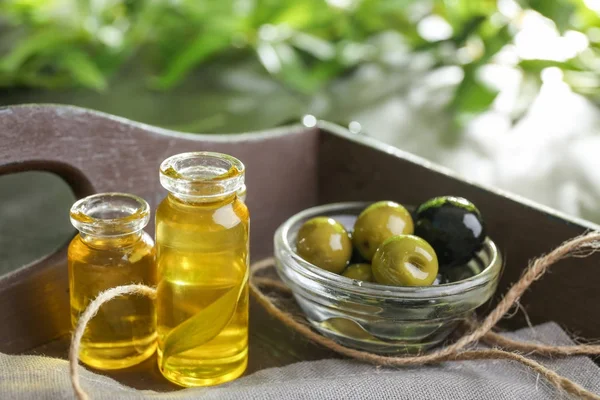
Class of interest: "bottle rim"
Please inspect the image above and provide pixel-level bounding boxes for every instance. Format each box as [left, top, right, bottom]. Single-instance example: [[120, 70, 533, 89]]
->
[[70, 192, 150, 237], [159, 152, 245, 201]]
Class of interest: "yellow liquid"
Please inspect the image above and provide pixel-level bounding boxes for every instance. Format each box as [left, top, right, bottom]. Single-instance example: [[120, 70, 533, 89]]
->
[[156, 193, 249, 387], [68, 233, 157, 370]]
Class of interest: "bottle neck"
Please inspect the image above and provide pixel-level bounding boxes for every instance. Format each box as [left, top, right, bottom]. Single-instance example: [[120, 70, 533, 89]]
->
[[167, 192, 238, 208], [79, 230, 143, 249]]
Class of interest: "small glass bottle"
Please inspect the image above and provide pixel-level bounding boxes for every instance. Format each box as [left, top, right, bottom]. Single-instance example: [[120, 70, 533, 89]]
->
[[68, 193, 156, 370], [156, 152, 250, 387]]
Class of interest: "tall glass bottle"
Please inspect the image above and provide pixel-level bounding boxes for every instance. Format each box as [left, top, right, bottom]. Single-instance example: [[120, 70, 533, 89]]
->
[[156, 152, 250, 387], [68, 193, 156, 370]]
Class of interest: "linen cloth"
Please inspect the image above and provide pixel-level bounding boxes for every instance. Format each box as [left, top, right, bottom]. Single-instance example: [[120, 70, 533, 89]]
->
[[1, 322, 598, 399]]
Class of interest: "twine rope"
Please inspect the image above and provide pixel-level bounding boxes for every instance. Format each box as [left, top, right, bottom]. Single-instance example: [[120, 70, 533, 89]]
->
[[69, 232, 600, 400], [69, 284, 157, 400], [249, 232, 600, 399]]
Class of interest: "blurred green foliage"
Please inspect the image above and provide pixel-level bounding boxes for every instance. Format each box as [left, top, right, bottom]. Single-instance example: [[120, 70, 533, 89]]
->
[[0, 0, 599, 121]]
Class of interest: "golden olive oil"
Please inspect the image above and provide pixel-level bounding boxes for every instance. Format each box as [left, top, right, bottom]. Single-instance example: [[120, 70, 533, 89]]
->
[[68, 232, 157, 370], [156, 192, 249, 387]]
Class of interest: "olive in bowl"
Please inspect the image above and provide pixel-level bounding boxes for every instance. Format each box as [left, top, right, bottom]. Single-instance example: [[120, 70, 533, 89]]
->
[[342, 263, 373, 282], [353, 201, 414, 261], [372, 235, 439, 286], [296, 217, 352, 274], [414, 196, 485, 270]]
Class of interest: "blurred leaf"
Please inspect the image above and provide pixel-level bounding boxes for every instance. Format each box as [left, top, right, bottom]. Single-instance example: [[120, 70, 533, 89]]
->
[[451, 65, 498, 116], [443, 68, 498, 144], [479, 24, 511, 64], [438, 0, 497, 29], [154, 33, 232, 89], [290, 31, 336, 60], [256, 40, 336, 93], [444, 22, 507, 127], [0, 30, 70, 71], [251, 0, 294, 26], [59, 50, 108, 90], [414, 14, 487, 52], [519, 59, 583, 73], [510, 72, 542, 124], [524, 0, 577, 33], [355, 0, 421, 39], [452, 15, 486, 45], [270, 0, 330, 30], [573, 2, 600, 29], [564, 70, 600, 95]]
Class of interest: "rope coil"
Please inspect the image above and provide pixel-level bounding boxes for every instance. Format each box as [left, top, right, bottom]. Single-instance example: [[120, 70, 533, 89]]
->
[[70, 232, 600, 400], [69, 285, 157, 400]]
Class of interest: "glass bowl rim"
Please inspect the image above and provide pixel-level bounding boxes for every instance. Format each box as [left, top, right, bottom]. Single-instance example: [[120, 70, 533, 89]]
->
[[275, 201, 502, 300]]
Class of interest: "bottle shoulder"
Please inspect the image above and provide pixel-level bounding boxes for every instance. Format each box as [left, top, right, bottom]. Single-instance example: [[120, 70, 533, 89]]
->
[[68, 234, 84, 255], [68, 232, 155, 266], [157, 196, 249, 228]]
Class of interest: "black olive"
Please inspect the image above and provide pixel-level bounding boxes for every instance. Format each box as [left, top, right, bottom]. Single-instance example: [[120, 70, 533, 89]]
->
[[414, 196, 485, 270]]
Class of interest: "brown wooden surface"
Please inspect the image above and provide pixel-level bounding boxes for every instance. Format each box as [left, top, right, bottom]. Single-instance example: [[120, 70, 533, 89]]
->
[[1, 105, 599, 391]]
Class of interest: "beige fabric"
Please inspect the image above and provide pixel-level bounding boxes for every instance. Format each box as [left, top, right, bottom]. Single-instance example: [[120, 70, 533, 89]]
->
[[1, 322, 599, 399]]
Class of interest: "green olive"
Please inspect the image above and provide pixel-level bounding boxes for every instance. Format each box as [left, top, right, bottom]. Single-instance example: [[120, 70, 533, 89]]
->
[[296, 217, 352, 273], [372, 235, 438, 286], [353, 201, 414, 260], [342, 263, 373, 282]]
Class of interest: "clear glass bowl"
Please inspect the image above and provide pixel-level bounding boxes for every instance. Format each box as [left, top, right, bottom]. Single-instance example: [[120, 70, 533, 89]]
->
[[273, 202, 502, 354]]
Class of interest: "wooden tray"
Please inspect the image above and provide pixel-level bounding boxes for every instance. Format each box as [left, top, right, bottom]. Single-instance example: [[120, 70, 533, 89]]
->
[[1, 104, 598, 390]]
